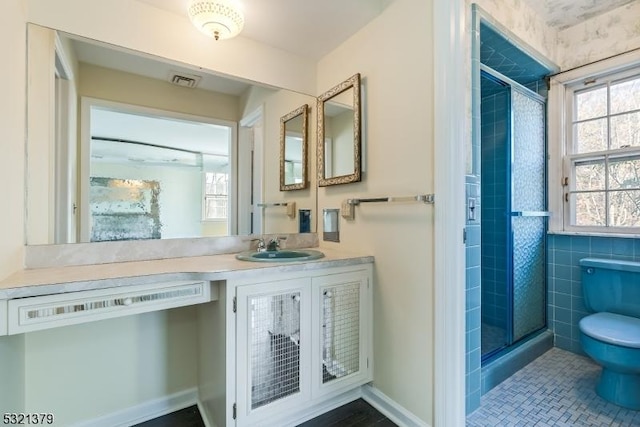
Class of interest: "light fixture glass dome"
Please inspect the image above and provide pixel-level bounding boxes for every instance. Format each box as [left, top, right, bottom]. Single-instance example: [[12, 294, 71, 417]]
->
[[188, 0, 245, 41]]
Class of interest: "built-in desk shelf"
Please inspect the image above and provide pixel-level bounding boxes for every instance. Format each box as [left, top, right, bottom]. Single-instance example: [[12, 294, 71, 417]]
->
[[6, 280, 216, 335]]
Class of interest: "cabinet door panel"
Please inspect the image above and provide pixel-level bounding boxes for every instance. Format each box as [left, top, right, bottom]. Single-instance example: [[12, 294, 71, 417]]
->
[[321, 281, 361, 384], [236, 278, 312, 425], [312, 269, 372, 397]]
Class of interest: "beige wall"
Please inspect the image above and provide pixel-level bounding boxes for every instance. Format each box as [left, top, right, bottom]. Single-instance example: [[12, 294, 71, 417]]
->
[[78, 63, 239, 122], [1, 0, 27, 281], [25, 308, 198, 425], [0, 0, 27, 413], [317, 0, 434, 422]]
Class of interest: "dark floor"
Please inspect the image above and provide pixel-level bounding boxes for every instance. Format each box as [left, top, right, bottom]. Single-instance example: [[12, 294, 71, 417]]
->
[[134, 405, 204, 427], [298, 399, 396, 427], [133, 399, 395, 427]]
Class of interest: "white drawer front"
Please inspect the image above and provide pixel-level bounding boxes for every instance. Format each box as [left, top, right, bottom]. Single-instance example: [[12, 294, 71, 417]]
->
[[0, 300, 7, 336], [8, 280, 211, 334]]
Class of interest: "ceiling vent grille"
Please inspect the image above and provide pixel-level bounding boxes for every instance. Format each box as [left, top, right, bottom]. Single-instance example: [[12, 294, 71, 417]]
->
[[169, 72, 202, 88]]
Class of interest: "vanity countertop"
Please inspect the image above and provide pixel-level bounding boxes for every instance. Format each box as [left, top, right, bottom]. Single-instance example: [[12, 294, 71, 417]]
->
[[0, 248, 373, 299]]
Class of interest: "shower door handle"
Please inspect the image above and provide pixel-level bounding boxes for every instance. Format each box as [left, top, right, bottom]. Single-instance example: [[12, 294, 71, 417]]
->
[[509, 211, 551, 217]]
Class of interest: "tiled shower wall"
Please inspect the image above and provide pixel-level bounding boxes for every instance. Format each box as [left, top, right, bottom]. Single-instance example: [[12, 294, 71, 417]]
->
[[465, 175, 481, 413], [480, 88, 509, 331], [547, 234, 640, 355]]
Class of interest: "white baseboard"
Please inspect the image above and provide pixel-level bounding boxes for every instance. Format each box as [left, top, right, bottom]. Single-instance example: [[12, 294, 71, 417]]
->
[[71, 388, 198, 427], [68, 385, 428, 427], [362, 384, 431, 427]]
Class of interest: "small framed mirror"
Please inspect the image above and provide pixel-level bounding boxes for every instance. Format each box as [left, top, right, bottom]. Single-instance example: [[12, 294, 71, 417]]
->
[[317, 73, 361, 186], [280, 104, 309, 191]]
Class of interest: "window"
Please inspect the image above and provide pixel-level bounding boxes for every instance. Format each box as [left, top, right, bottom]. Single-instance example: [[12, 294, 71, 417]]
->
[[203, 172, 228, 220], [564, 68, 640, 231]]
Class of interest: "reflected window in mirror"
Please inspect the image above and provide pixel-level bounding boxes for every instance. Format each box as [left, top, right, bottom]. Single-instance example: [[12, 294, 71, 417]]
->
[[203, 169, 229, 221], [280, 104, 309, 191], [317, 73, 361, 186]]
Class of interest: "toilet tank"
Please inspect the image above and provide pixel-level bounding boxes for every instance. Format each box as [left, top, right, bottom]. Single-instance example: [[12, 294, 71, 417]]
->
[[580, 258, 640, 317]]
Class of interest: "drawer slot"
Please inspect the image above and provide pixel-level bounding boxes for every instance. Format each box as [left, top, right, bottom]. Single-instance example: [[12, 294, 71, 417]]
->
[[0, 300, 6, 336], [8, 280, 212, 334]]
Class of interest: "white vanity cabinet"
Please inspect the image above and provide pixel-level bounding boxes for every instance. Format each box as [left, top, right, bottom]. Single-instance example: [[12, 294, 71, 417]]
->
[[198, 263, 373, 427]]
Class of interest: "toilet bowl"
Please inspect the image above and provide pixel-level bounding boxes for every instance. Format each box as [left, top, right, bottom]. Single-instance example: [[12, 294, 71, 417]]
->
[[579, 312, 640, 410], [578, 258, 640, 410]]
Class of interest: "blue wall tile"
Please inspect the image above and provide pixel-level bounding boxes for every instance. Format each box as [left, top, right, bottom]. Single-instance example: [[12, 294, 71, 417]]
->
[[465, 178, 482, 414], [571, 236, 590, 252], [547, 233, 640, 356], [591, 237, 612, 255], [612, 236, 635, 255]]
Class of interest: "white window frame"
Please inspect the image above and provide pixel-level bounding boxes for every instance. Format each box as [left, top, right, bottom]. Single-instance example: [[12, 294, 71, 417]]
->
[[548, 50, 640, 236]]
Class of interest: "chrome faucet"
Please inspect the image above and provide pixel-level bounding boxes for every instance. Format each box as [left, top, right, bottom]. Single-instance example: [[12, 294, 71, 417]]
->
[[267, 236, 286, 251], [252, 237, 267, 252]]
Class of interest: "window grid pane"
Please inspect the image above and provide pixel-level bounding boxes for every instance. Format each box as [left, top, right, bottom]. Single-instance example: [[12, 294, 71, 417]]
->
[[610, 76, 640, 115], [203, 172, 228, 220], [575, 85, 608, 121], [575, 159, 606, 191], [610, 111, 640, 149], [574, 118, 608, 153], [572, 192, 606, 226], [569, 70, 640, 231]]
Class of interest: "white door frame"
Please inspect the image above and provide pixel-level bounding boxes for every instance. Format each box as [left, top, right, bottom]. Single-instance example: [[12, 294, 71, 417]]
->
[[53, 34, 77, 244], [239, 105, 265, 236], [433, 0, 467, 425]]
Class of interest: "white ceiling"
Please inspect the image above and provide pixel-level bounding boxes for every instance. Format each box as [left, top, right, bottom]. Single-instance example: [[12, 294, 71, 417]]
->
[[522, 0, 637, 30], [135, 0, 394, 60], [84, 0, 635, 164], [73, 0, 635, 99], [132, 0, 636, 59], [91, 108, 231, 154]]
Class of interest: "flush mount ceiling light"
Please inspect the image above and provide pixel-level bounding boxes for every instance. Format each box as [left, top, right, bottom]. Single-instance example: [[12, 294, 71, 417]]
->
[[188, 0, 245, 41]]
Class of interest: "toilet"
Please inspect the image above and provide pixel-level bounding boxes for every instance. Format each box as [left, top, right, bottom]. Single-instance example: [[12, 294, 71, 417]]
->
[[579, 258, 640, 410]]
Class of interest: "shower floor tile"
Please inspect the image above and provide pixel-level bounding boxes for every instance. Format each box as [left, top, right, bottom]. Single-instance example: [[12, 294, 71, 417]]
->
[[466, 347, 640, 426]]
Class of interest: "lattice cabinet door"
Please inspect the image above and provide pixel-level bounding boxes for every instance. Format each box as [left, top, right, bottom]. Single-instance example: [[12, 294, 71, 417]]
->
[[311, 268, 372, 398], [235, 278, 312, 426]]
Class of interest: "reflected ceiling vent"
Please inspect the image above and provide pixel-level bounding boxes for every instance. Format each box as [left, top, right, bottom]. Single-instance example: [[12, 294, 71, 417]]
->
[[169, 72, 202, 88]]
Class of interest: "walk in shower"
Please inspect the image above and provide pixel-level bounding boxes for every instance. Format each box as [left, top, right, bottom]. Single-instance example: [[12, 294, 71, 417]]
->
[[476, 22, 553, 362], [480, 69, 548, 360], [465, 10, 560, 412]]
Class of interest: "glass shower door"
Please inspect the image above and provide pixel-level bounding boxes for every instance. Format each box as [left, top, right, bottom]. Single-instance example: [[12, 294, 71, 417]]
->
[[510, 89, 548, 341]]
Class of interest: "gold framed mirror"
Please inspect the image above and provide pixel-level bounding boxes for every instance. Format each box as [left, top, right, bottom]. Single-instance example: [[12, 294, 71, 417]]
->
[[280, 104, 309, 191], [317, 73, 361, 186]]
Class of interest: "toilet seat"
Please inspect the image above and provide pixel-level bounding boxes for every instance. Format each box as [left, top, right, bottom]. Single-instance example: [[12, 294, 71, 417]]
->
[[580, 312, 640, 349]]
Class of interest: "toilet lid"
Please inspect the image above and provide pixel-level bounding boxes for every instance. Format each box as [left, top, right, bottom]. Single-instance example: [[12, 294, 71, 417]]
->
[[580, 312, 640, 348]]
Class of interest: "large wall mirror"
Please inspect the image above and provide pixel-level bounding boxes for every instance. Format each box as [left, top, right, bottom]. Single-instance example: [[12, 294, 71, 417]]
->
[[280, 104, 308, 191], [317, 73, 361, 186], [26, 23, 317, 245]]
